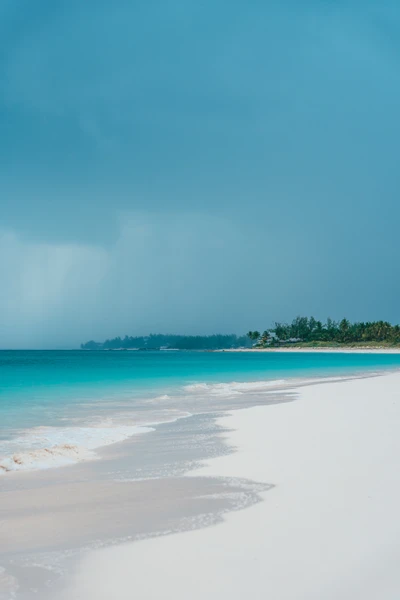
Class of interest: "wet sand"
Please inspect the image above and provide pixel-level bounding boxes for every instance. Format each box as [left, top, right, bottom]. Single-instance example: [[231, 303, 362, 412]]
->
[[57, 372, 400, 600], [0, 409, 277, 599], [2, 372, 400, 599]]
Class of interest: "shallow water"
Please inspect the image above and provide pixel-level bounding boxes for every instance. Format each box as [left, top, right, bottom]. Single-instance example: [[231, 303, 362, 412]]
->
[[0, 409, 274, 600], [1, 352, 400, 599], [2, 350, 400, 472]]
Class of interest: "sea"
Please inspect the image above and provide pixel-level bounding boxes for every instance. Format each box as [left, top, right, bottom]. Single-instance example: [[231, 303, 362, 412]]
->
[[1, 349, 400, 473], [2, 348, 400, 600]]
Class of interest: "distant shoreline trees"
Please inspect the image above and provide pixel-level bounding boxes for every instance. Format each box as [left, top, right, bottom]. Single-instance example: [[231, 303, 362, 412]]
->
[[81, 333, 253, 351], [81, 318, 400, 350], [264, 317, 400, 346]]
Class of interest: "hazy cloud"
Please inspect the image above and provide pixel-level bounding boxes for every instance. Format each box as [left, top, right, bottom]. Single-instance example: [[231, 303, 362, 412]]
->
[[1, 1, 400, 346]]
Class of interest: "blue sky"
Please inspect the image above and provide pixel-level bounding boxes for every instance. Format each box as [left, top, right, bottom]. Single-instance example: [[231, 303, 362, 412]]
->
[[1, 1, 400, 347]]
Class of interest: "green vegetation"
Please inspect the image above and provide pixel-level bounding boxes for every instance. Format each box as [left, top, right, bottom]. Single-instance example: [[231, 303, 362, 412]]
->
[[81, 333, 252, 351], [246, 331, 260, 341], [261, 317, 400, 347], [81, 318, 400, 351]]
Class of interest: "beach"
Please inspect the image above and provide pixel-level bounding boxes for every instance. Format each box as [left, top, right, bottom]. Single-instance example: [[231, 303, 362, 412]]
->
[[4, 1, 400, 596], [221, 346, 400, 353], [2, 355, 400, 599], [56, 371, 400, 600]]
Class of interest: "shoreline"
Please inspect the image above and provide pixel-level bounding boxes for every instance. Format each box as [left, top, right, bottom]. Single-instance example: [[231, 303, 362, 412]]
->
[[56, 371, 400, 600], [2, 368, 400, 599], [219, 346, 400, 353], [0, 368, 392, 477]]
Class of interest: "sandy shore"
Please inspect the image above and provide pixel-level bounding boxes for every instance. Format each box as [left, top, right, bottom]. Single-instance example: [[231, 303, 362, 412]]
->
[[58, 371, 400, 600], [222, 347, 400, 353]]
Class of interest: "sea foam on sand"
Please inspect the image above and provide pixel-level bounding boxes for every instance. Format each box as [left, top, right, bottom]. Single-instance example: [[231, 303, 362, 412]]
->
[[183, 379, 286, 395], [59, 371, 400, 600], [0, 424, 154, 474]]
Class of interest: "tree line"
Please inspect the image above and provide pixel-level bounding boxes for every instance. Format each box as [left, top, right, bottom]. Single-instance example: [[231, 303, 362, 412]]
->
[[81, 318, 400, 350], [248, 316, 400, 346], [81, 333, 252, 350]]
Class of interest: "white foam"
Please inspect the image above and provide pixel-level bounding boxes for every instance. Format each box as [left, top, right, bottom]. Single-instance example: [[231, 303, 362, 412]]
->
[[182, 380, 286, 396], [0, 566, 19, 597], [0, 444, 96, 473], [0, 424, 154, 475]]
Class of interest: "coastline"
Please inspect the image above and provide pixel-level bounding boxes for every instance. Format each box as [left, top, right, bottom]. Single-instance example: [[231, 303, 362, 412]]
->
[[57, 371, 400, 600], [220, 346, 400, 353], [0, 368, 391, 477]]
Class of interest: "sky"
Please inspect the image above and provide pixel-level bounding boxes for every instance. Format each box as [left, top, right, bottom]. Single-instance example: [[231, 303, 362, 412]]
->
[[1, 0, 400, 348]]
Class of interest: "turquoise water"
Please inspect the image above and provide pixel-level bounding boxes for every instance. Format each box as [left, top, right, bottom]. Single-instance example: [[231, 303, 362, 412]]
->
[[2, 349, 400, 429], [1, 350, 400, 465]]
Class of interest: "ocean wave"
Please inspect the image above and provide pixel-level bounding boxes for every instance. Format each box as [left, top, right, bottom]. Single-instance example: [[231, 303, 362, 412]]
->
[[0, 444, 96, 473], [0, 424, 154, 475], [182, 380, 286, 396]]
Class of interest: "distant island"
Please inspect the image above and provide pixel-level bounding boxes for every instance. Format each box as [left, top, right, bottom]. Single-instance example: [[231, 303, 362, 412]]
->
[[81, 334, 253, 351], [81, 317, 400, 351], [248, 316, 400, 348]]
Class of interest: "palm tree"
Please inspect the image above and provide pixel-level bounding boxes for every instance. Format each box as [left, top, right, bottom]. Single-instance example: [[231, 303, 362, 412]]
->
[[260, 331, 270, 346], [247, 331, 260, 342]]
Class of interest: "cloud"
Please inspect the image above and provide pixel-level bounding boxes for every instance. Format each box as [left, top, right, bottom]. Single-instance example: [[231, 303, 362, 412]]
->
[[1, 1, 400, 348], [0, 212, 256, 347], [0, 229, 109, 348], [2, 202, 400, 349]]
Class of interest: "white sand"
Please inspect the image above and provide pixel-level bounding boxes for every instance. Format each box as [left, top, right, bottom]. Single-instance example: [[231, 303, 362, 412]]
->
[[60, 372, 400, 600], [223, 347, 400, 353]]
